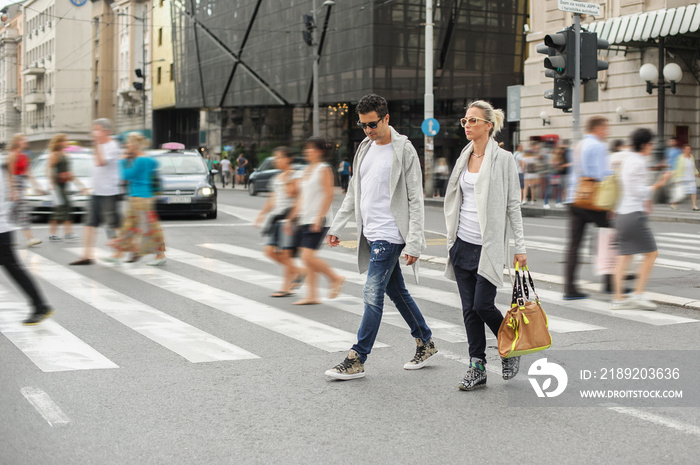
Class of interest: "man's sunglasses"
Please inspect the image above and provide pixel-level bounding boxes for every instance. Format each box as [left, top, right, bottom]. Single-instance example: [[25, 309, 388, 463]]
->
[[357, 118, 383, 130]]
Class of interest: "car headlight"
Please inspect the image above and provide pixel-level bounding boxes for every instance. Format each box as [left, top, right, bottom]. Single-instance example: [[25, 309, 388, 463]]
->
[[199, 187, 213, 196]]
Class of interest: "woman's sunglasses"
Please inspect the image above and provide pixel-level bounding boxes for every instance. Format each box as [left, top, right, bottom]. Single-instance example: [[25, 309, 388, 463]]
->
[[460, 116, 490, 127]]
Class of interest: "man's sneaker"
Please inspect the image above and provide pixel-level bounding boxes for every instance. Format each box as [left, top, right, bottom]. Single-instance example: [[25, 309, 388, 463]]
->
[[26, 237, 42, 247], [501, 356, 520, 380], [22, 309, 54, 326], [611, 298, 636, 310], [630, 293, 657, 310], [555, 203, 564, 208], [403, 338, 438, 370], [459, 359, 487, 391], [543, 204, 551, 209], [563, 291, 589, 301], [325, 349, 365, 380], [48, 235, 62, 242], [64, 233, 79, 242]]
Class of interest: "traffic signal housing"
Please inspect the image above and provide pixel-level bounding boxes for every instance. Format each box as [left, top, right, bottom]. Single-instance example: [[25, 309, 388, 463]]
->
[[580, 31, 609, 81], [542, 29, 575, 80], [544, 78, 573, 111]]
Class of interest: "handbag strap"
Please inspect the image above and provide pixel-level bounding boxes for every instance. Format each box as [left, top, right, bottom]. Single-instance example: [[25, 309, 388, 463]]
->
[[523, 265, 541, 304], [511, 262, 525, 309]]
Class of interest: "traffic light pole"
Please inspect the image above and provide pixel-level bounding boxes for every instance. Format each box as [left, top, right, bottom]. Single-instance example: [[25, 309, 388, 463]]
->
[[423, 0, 434, 198], [572, 13, 581, 143]]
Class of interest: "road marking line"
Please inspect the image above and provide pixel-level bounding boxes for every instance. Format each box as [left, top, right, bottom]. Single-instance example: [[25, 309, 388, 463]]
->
[[0, 295, 118, 372], [217, 204, 258, 222], [438, 348, 502, 375], [21, 387, 71, 426], [22, 252, 258, 363], [68, 248, 367, 353], [606, 405, 700, 438], [199, 243, 603, 335]]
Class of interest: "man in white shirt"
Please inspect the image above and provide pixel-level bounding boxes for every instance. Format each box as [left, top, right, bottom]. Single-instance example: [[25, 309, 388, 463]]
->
[[220, 158, 232, 188], [70, 119, 122, 265], [324, 94, 437, 380]]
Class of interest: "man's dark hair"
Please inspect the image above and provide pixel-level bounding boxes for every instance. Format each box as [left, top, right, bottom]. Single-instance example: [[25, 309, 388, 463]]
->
[[585, 116, 608, 133], [631, 128, 654, 152], [356, 94, 388, 118], [610, 139, 625, 152]]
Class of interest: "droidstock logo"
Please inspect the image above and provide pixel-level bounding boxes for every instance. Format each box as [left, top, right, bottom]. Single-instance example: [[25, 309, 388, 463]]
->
[[528, 358, 568, 398]]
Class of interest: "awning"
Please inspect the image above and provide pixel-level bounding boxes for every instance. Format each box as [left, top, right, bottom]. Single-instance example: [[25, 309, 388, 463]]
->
[[587, 4, 700, 45]]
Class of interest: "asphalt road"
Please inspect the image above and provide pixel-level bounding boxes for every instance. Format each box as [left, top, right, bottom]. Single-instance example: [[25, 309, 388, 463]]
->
[[1, 187, 699, 464]]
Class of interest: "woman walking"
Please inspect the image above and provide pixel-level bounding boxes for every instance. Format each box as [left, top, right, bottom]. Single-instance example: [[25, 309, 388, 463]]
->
[[255, 147, 303, 297], [444, 100, 527, 391], [521, 149, 539, 204], [47, 134, 83, 242], [287, 137, 344, 305], [612, 129, 673, 310], [105, 133, 166, 266], [1, 158, 54, 325], [433, 157, 450, 198], [6, 134, 43, 247], [670, 144, 699, 211]]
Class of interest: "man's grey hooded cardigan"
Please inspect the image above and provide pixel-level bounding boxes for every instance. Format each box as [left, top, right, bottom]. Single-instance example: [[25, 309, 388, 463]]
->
[[444, 138, 527, 287], [328, 126, 426, 273]]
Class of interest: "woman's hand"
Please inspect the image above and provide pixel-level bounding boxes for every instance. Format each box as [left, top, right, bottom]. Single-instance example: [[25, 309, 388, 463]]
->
[[513, 253, 527, 268]]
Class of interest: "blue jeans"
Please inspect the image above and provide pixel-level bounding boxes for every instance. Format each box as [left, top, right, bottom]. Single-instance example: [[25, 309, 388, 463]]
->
[[352, 240, 432, 362]]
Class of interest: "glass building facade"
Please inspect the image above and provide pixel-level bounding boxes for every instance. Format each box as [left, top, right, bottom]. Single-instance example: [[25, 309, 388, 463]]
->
[[170, 0, 528, 164]]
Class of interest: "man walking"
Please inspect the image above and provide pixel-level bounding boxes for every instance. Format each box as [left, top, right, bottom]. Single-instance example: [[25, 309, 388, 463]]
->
[[70, 119, 122, 266], [563, 116, 611, 299], [220, 157, 232, 188], [325, 94, 437, 380]]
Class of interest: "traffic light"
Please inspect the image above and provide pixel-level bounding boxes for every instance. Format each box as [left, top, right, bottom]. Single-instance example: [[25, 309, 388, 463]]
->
[[133, 82, 144, 91], [580, 31, 609, 81], [542, 29, 575, 80], [302, 14, 314, 46], [544, 78, 573, 111]]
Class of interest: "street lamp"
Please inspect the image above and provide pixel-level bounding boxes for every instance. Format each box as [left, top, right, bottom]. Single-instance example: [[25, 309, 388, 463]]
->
[[539, 111, 551, 126], [306, 0, 335, 137], [638, 38, 683, 164]]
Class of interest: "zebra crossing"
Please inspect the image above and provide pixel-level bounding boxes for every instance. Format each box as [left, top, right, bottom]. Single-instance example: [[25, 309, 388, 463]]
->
[[1, 206, 699, 375]]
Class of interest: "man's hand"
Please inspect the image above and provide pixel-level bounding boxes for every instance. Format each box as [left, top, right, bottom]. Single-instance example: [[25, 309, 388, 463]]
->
[[327, 235, 340, 247], [405, 254, 418, 266], [513, 253, 527, 268]]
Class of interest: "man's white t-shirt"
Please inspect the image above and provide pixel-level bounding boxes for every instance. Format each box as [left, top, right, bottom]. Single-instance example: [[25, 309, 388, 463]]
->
[[220, 159, 232, 172], [93, 139, 121, 196], [360, 142, 404, 244]]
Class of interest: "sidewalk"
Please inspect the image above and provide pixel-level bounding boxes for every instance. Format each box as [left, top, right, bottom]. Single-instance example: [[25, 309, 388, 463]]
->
[[424, 197, 700, 224]]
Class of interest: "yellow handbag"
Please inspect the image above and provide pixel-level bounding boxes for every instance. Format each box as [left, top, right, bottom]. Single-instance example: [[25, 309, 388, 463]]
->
[[594, 174, 620, 211], [498, 264, 552, 358]]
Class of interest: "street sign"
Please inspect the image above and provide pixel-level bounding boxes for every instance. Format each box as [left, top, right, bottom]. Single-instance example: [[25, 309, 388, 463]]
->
[[421, 118, 440, 136], [557, 0, 601, 16]]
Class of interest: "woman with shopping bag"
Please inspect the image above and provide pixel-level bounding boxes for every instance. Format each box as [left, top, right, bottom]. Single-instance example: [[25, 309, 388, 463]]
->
[[669, 144, 699, 211], [443, 100, 527, 391]]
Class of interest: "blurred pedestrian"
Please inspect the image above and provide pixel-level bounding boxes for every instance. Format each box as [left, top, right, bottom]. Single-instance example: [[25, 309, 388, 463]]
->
[[665, 136, 682, 171], [612, 129, 673, 310], [338, 157, 351, 194], [0, 160, 54, 325], [513, 143, 525, 201], [6, 133, 44, 247], [70, 118, 122, 266], [521, 149, 539, 204], [255, 147, 303, 296], [104, 133, 166, 266], [433, 157, 449, 198], [444, 100, 527, 391], [325, 94, 436, 380], [47, 134, 84, 242], [236, 153, 248, 187], [564, 116, 611, 299], [287, 136, 344, 306], [205, 153, 213, 171], [670, 144, 699, 211], [547, 144, 567, 208], [220, 157, 231, 188]]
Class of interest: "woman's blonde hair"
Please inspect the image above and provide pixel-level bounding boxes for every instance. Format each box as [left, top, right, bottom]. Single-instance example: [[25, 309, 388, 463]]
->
[[48, 134, 68, 153], [467, 100, 505, 137], [126, 132, 147, 150], [9, 133, 26, 151]]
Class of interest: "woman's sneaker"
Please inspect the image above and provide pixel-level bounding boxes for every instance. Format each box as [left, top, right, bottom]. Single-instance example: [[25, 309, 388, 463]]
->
[[64, 233, 79, 242], [26, 237, 42, 247], [325, 349, 365, 380], [403, 338, 438, 370], [48, 235, 62, 242], [458, 359, 487, 391], [501, 356, 520, 380]]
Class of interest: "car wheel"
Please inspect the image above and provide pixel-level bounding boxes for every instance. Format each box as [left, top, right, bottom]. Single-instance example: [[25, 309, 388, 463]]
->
[[248, 182, 257, 196]]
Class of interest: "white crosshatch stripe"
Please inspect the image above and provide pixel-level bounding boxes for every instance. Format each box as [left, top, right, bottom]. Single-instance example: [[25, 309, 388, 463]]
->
[[64, 248, 369, 353], [20, 252, 259, 363]]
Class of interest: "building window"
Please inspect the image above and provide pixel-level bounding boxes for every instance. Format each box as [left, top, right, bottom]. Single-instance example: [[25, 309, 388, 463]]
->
[[157, 66, 162, 84], [170, 63, 174, 81], [158, 28, 163, 46], [160, 0, 165, 7]]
